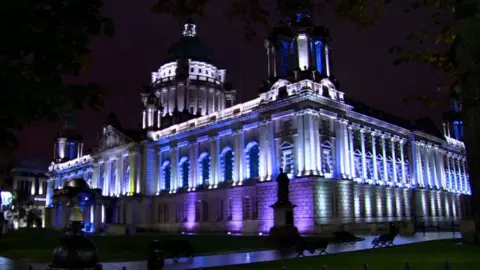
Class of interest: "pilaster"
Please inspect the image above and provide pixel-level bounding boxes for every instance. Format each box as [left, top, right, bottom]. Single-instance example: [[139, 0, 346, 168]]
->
[[360, 129, 367, 181], [294, 111, 305, 177], [399, 139, 407, 185], [259, 120, 270, 181], [390, 137, 398, 184], [233, 129, 244, 185], [208, 136, 217, 188], [381, 134, 388, 182], [371, 131, 378, 182]]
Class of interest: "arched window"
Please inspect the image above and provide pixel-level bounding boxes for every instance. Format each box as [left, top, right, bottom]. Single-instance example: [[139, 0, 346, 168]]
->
[[199, 153, 210, 185], [162, 161, 171, 191], [179, 157, 190, 188], [221, 147, 234, 182], [245, 142, 260, 179]]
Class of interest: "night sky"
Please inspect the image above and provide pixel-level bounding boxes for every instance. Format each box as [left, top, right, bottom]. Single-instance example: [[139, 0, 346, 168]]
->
[[14, 0, 448, 162]]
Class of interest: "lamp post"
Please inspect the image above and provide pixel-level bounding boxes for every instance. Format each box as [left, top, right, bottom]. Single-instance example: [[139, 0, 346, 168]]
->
[[48, 178, 102, 270]]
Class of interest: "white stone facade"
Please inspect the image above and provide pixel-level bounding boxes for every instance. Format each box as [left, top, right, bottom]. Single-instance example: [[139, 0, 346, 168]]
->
[[45, 19, 471, 235]]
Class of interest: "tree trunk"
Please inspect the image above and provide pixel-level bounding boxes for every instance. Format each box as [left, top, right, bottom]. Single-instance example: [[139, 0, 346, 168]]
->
[[462, 95, 480, 243]]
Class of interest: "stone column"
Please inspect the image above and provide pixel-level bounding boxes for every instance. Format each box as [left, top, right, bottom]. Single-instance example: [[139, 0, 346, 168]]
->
[[456, 156, 463, 192], [437, 150, 447, 190], [411, 141, 422, 187], [116, 155, 123, 196], [209, 136, 217, 188], [234, 129, 245, 185], [92, 161, 100, 189], [128, 153, 136, 194], [445, 154, 452, 191], [315, 114, 323, 174], [265, 45, 271, 77], [381, 134, 389, 182], [215, 135, 221, 186], [429, 147, 439, 189], [347, 126, 355, 179], [360, 129, 367, 181], [157, 150, 163, 193], [267, 119, 276, 180], [171, 146, 178, 192], [462, 158, 470, 194], [304, 112, 314, 175], [193, 142, 199, 189], [334, 119, 344, 178], [371, 131, 378, 181], [104, 159, 112, 196], [451, 155, 458, 192], [233, 129, 242, 185], [399, 139, 407, 185], [342, 120, 351, 177], [422, 146, 432, 188], [188, 142, 196, 191], [259, 120, 269, 181], [294, 111, 305, 176], [390, 138, 397, 184]]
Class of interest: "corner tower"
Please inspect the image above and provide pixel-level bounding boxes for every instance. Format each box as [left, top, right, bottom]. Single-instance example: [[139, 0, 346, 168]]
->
[[142, 19, 236, 130], [53, 112, 84, 162], [264, 11, 332, 80]]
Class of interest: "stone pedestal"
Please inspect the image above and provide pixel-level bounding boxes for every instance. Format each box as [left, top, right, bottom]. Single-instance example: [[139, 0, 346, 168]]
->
[[272, 202, 296, 227], [268, 201, 299, 239]]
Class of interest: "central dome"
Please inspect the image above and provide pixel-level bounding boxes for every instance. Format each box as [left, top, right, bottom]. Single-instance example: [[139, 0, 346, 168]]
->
[[163, 19, 215, 65]]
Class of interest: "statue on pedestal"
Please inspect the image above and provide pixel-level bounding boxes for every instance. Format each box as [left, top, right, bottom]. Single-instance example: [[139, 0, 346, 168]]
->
[[276, 168, 291, 205], [48, 179, 102, 270]]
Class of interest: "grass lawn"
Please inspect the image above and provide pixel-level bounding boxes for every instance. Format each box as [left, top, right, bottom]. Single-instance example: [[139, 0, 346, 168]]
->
[[0, 228, 297, 262], [208, 240, 480, 270]]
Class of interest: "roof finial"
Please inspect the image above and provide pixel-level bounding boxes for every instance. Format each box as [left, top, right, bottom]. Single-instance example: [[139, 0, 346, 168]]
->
[[183, 18, 196, 37]]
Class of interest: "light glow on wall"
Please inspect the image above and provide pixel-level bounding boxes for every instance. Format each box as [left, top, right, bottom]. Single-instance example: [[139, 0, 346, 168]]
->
[[101, 205, 105, 223], [297, 34, 309, 70]]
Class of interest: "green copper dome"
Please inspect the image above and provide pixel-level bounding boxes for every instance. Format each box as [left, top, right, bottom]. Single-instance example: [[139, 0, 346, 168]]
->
[[163, 20, 216, 65]]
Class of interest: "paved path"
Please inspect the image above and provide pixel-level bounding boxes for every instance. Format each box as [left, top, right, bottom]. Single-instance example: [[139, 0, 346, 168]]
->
[[4, 232, 460, 270]]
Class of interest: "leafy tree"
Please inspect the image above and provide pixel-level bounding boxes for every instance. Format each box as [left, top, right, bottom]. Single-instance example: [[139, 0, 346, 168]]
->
[[0, 0, 115, 152], [152, 0, 480, 240]]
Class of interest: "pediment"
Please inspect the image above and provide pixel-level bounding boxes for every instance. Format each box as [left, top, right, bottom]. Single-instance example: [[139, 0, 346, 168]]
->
[[95, 125, 132, 152]]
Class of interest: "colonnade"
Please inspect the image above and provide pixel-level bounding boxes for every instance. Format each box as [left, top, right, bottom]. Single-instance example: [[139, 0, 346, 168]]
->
[[152, 110, 469, 195], [90, 151, 139, 196]]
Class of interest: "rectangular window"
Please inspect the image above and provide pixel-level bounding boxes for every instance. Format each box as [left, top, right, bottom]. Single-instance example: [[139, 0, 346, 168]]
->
[[243, 197, 252, 220], [202, 201, 209, 222], [227, 198, 233, 220], [315, 40, 323, 73], [157, 204, 161, 223], [175, 203, 183, 222], [195, 201, 201, 222], [163, 204, 169, 223], [216, 199, 224, 221]]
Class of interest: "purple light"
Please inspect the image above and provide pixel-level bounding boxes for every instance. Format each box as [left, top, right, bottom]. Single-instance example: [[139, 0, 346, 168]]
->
[[185, 192, 198, 231]]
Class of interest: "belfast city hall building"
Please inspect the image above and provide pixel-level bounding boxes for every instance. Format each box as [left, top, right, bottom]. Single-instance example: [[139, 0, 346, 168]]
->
[[44, 15, 471, 234]]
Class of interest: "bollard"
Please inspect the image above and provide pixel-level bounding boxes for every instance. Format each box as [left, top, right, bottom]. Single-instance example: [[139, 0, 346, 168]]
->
[[122, 267, 127, 270], [364, 264, 369, 270], [445, 260, 451, 270], [405, 263, 411, 270], [28, 265, 32, 270], [321, 265, 327, 270]]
